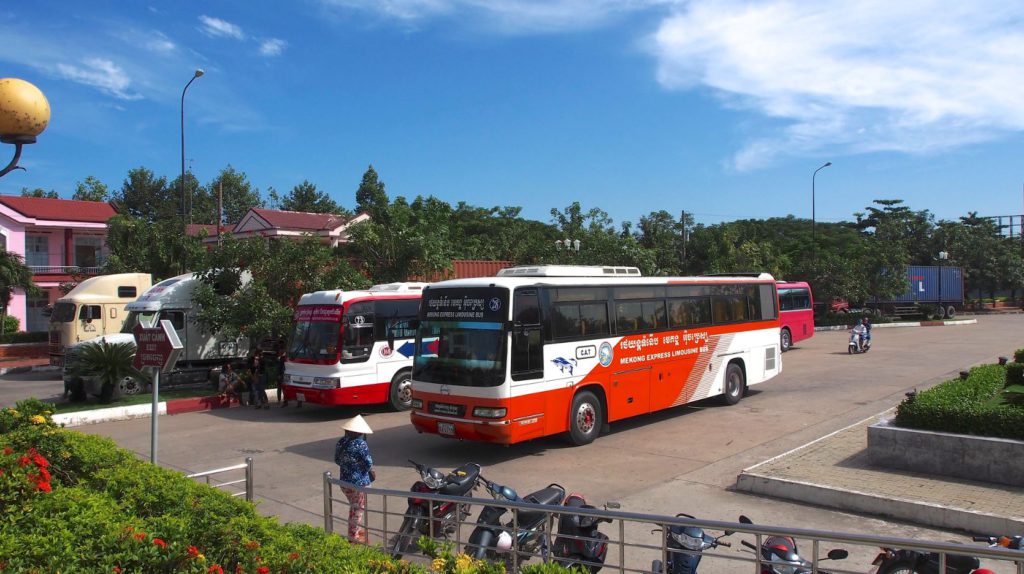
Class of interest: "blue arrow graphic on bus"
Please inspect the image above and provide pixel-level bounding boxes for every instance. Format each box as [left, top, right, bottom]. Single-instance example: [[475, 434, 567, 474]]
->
[[397, 341, 417, 357]]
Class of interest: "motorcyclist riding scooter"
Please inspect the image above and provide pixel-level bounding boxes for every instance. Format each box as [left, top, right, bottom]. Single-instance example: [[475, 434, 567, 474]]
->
[[849, 317, 871, 354]]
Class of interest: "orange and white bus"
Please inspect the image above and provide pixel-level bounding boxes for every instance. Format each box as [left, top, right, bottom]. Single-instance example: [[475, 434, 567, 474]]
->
[[282, 282, 427, 411], [408, 266, 781, 445]]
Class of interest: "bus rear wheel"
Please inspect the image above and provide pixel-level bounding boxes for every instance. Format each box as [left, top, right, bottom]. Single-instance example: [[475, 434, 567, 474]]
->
[[389, 369, 413, 411], [568, 390, 602, 446], [780, 328, 792, 352], [721, 363, 745, 405]]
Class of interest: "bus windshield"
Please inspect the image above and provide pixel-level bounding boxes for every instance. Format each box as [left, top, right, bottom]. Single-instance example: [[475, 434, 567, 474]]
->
[[288, 305, 342, 362], [51, 302, 76, 323], [413, 321, 506, 387]]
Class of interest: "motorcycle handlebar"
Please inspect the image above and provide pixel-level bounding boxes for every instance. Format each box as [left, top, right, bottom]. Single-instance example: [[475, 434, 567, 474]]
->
[[741, 540, 759, 551], [972, 536, 994, 542], [716, 541, 732, 548]]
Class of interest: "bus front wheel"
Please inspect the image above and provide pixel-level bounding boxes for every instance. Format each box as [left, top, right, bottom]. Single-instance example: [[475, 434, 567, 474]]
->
[[389, 369, 413, 411], [721, 363, 745, 406], [568, 390, 602, 446]]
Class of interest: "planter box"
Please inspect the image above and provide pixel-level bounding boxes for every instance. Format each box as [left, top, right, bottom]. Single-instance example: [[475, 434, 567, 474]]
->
[[868, 419, 1024, 487], [0, 342, 48, 360]]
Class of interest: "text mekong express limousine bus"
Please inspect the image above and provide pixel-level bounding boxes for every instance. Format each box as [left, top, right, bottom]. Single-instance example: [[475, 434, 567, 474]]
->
[[409, 265, 781, 445]]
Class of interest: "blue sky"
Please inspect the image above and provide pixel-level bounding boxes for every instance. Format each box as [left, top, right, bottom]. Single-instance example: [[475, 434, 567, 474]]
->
[[2, 1, 1024, 228]]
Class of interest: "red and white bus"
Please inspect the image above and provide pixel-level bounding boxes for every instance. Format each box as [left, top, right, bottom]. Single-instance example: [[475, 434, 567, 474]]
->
[[409, 266, 781, 445], [776, 281, 815, 352], [282, 283, 427, 411]]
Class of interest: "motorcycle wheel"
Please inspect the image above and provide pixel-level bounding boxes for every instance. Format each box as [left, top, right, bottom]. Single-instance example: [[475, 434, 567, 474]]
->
[[848, 345, 854, 354], [876, 559, 920, 574], [390, 512, 423, 559]]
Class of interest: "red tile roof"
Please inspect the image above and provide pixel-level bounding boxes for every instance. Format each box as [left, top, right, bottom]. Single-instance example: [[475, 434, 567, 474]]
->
[[185, 224, 224, 237], [248, 208, 349, 232], [0, 195, 117, 223]]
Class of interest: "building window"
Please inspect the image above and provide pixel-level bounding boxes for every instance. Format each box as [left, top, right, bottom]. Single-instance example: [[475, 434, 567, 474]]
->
[[25, 236, 48, 267], [0, 233, 6, 252], [74, 236, 102, 268]]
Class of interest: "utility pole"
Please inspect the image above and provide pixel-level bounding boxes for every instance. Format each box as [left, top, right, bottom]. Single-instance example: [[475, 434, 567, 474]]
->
[[217, 181, 223, 246], [680, 210, 688, 262]]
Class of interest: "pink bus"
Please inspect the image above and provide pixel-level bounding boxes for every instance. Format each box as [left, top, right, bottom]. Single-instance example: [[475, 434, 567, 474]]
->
[[777, 281, 814, 352]]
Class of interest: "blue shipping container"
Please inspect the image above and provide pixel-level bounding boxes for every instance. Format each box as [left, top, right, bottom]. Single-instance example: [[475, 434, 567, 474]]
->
[[889, 265, 964, 303]]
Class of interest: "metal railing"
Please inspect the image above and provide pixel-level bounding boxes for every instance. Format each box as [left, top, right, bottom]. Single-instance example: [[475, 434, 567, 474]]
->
[[29, 265, 101, 275], [322, 472, 1024, 573], [188, 457, 253, 501]]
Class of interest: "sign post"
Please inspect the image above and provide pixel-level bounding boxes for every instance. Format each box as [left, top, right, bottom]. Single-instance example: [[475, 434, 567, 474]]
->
[[133, 320, 183, 465]]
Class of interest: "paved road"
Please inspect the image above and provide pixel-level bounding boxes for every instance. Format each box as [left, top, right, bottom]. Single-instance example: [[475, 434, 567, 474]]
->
[[0, 368, 64, 407], [8, 315, 1023, 572]]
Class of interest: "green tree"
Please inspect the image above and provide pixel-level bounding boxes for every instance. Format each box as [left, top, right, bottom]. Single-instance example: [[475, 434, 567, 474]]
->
[[67, 341, 148, 403], [354, 165, 388, 217], [20, 187, 58, 199], [194, 236, 368, 342], [345, 195, 453, 283], [110, 167, 176, 222], [168, 172, 209, 224], [276, 180, 344, 214], [71, 176, 109, 202], [202, 165, 263, 224], [103, 214, 206, 279], [0, 251, 37, 334]]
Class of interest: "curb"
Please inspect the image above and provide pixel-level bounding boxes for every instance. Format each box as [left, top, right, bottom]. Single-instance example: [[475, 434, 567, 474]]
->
[[54, 395, 277, 427], [0, 364, 59, 375], [814, 318, 977, 332]]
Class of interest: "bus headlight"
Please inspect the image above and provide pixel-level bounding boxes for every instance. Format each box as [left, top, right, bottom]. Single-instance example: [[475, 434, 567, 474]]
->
[[313, 377, 340, 389], [410, 398, 423, 409], [473, 407, 507, 419]]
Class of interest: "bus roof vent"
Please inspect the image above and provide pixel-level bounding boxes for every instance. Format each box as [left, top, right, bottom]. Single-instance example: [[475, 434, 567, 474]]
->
[[368, 282, 428, 292], [497, 265, 642, 278]]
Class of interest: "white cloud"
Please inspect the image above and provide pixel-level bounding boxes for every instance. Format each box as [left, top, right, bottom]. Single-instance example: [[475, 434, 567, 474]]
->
[[648, 1, 1024, 170], [317, 0, 666, 33], [259, 38, 287, 56], [146, 31, 177, 53], [198, 15, 245, 39], [56, 58, 143, 100]]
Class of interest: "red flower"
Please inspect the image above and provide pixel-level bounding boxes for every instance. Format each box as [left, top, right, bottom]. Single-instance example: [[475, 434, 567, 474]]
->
[[36, 481, 52, 493], [114, 567, 123, 573], [0, 469, 4, 477], [187, 546, 201, 558], [257, 567, 270, 574], [153, 538, 167, 548], [245, 540, 260, 550], [2, 447, 12, 455], [287, 552, 300, 561], [207, 566, 224, 574], [17, 456, 30, 467], [39, 467, 51, 481], [32, 454, 48, 468], [134, 532, 147, 541]]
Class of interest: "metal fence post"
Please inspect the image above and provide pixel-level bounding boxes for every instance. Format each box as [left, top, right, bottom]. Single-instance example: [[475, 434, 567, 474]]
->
[[323, 471, 334, 534], [619, 518, 625, 574], [245, 457, 253, 502], [383, 494, 389, 549]]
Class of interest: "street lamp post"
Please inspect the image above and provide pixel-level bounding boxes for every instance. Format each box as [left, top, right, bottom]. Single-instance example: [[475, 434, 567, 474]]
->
[[812, 161, 832, 262], [0, 78, 50, 178], [180, 69, 204, 222], [555, 238, 581, 260]]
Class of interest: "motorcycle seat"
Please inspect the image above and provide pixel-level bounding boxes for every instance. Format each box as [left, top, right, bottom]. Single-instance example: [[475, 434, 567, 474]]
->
[[516, 484, 566, 528], [440, 462, 482, 495]]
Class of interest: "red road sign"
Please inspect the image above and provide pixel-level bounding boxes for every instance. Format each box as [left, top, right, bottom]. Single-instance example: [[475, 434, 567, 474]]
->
[[132, 320, 183, 372]]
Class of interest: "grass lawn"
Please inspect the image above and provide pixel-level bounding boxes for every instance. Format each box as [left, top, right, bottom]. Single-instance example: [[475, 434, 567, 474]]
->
[[52, 387, 217, 414]]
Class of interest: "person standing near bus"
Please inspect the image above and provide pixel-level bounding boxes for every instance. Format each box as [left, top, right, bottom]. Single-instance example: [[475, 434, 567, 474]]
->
[[334, 415, 376, 544], [249, 350, 269, 409]]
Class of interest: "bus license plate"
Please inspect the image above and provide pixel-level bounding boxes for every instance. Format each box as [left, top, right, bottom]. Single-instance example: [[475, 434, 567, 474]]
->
[[437, 422, 455, 436]]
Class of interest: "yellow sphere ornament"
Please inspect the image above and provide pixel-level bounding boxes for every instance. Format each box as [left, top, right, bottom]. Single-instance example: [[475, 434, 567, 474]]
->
[[0, 78, 51, 141]]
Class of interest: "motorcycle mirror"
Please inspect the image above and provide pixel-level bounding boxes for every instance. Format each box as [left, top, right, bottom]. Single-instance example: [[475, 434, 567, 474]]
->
[[675, 513, 695, 519], [606, 501, 621, 509], [739, 515, 753, 524], [826, 549, 849, 560], [723, 530, 736, 536]]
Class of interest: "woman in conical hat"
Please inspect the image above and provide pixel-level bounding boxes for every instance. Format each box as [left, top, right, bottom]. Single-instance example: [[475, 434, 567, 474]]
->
[[334, 414, 375, 544]]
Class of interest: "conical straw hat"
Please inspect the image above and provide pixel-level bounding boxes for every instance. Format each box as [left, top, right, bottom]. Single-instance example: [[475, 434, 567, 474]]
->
[[342, 414, 373, 434]]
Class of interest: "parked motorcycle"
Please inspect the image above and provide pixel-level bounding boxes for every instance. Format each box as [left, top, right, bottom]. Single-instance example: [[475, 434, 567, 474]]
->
[[848, 329, 871, 354], [648, 513, 733, 574], [552, 493, 620, 572], [390, 459, 482, 558], [871, 533, 1021, 574], [466, 476, 566, 569], [738, 515, 848, 574]]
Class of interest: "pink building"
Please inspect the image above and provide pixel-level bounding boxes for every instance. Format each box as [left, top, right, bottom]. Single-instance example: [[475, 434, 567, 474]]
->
[[0, 195, 116, 331]]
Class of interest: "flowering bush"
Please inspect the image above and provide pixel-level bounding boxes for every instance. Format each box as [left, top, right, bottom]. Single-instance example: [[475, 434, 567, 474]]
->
[[0, 444, 53, 514]]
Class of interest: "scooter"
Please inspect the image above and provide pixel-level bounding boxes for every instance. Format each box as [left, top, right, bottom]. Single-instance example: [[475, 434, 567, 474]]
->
[[390, 459, 482, 558], [648, 513, 733, 574], [552, 493, 620, 573], [871, 533, 1021, 574], [466, 476, 566, 569], [738, 515, 848, 574], [848, 329, 871, 354]]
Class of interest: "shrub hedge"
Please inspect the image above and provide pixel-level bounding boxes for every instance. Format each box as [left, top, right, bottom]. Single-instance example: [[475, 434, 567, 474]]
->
[[1014, 348, 1024, 364], [0, 398, 575, 573], [0, 331, 48, 344], [895, 364, 1024, 440]]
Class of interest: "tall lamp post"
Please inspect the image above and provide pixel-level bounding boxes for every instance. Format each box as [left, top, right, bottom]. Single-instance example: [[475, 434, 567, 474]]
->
[[812, 161, 832, 262], [180, 69, 204, 222], [0, 78, 50, 178], [555, 238, 581, 261]]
